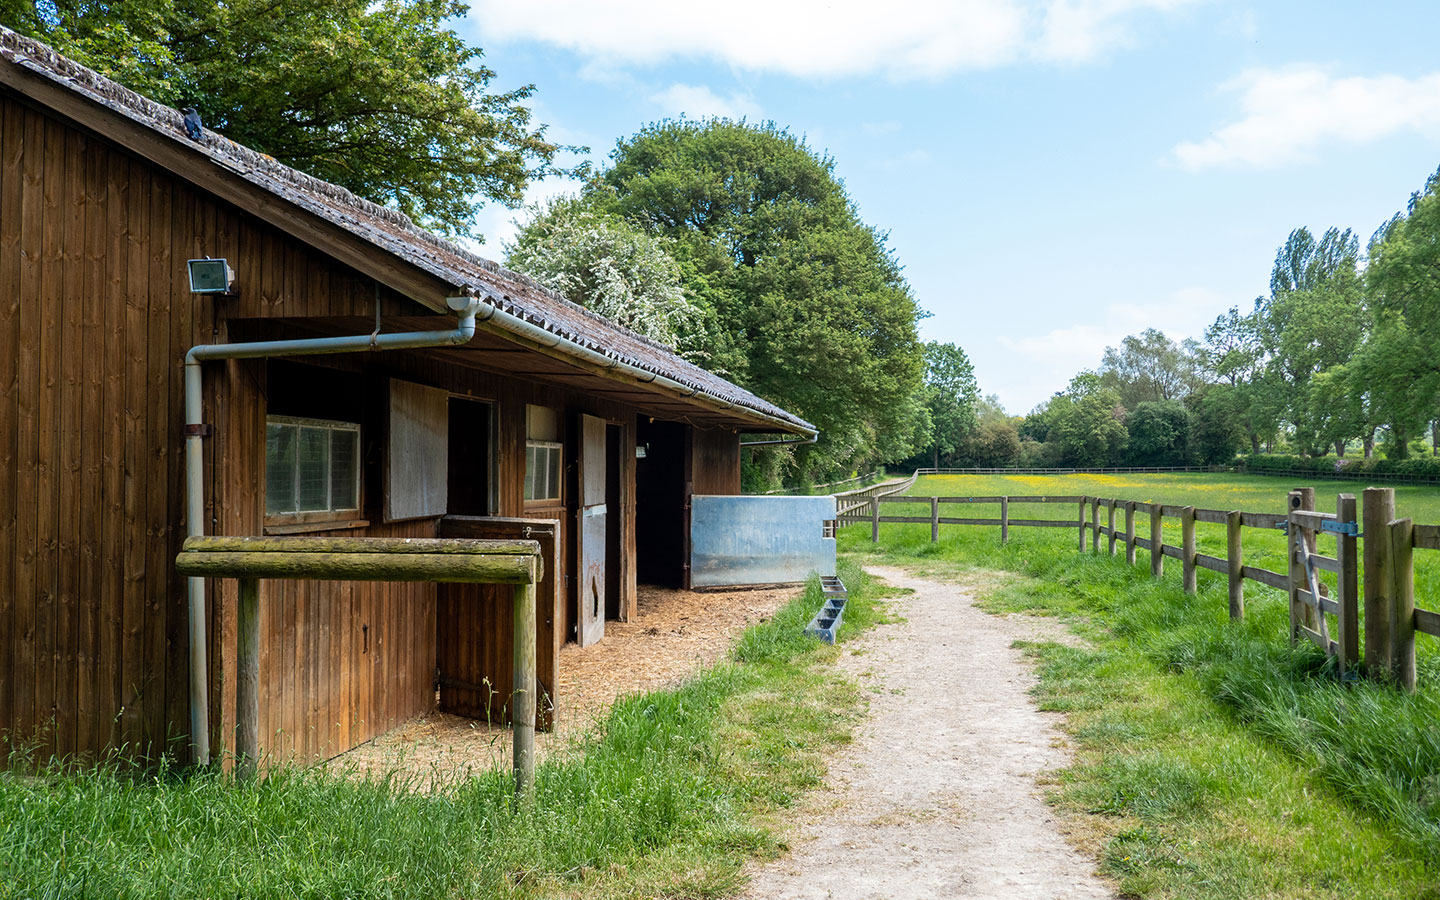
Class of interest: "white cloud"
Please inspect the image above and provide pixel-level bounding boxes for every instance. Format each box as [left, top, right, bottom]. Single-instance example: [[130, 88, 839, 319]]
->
[[651, 83, 762, 120], [1174, 66, 1440, 170], [470, 0, 1200, 80], [991, 287, 1227, 412]]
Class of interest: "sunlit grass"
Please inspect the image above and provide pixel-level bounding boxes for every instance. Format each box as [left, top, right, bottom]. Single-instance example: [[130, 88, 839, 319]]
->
[[842, 472, 1440, 898], [0, 561, 883, 899]]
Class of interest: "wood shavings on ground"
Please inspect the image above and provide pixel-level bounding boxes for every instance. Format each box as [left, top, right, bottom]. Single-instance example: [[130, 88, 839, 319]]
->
[[329, 582, 799, 786]]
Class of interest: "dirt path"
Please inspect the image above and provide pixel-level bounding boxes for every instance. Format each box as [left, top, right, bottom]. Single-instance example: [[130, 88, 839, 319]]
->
[[740, 565, 1114, 900]]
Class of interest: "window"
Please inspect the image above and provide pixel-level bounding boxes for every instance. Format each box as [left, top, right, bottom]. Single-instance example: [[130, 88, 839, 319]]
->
[[525, 404, 562, 503], [266, 416, 362, 521]]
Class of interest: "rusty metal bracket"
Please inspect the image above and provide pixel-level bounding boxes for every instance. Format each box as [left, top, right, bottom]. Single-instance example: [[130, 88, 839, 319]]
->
[[183, 423, 213, 438]]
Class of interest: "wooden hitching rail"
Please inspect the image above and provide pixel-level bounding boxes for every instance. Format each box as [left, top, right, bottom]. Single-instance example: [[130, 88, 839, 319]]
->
[[844, 485, 1437, 689], [176, 535, 542, 790]]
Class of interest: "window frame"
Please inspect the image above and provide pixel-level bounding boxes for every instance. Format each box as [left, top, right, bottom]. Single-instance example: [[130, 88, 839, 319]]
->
[[524, 439, 564, 504], [263, 414, 366, 532]]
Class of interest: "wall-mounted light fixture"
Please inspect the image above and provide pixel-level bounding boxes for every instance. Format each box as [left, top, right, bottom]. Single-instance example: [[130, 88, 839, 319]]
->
[[187, 258, 236, 295]]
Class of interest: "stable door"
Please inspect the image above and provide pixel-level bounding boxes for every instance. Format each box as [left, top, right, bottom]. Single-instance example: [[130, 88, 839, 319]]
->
[[577, 414, 608, 647]]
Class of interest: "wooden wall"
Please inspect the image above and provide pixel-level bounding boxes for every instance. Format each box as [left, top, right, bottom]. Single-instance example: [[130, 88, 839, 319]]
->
[[691, 428, 742, 496], [0, 89, 660, 764]]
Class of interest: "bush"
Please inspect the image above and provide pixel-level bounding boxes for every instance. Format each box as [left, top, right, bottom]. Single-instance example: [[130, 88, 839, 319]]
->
[[1237, 453, 1440, 480]]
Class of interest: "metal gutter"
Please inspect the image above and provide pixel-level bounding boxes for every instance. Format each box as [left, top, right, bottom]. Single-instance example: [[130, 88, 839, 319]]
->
[[470, 295, 817, 437]]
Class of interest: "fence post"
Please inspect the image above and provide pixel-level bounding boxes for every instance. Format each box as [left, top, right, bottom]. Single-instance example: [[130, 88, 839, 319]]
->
[[1078, 497, 1088, 553], [1363, 487, 1396, 679], [1390, 517, 1416, 691], [1336, 493, 1358, 677], [1181, 506, 1196, 595], [236, 576, 260, 779], [930, 496, 939, 543], [1107, 500, 1116, 556], [1125, 502, 1136, 566], [1150, 504, 1164, 579], [871, 495, 880, 543], [1226, 510, 1243, 621], [1000, 496, 1009, 545], [513, 579, 537, 796], [1091, 498, 1101, 553]]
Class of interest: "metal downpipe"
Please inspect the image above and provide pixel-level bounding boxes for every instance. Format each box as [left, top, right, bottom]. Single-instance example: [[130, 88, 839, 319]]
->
[[183, 298, 480, 765]]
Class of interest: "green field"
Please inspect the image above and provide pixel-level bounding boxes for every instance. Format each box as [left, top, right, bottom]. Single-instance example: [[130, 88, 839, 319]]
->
[[840, 472, 1440, 898], [877, 472, 1440, 660]]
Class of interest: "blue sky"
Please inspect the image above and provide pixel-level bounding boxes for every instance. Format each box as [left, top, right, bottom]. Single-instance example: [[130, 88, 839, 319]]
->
[[456, 1, 1440, 414]]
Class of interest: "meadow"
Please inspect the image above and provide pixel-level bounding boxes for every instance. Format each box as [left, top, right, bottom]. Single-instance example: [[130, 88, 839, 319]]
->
[[839, 472, 1440, 898], [0, 563, 885, 900]]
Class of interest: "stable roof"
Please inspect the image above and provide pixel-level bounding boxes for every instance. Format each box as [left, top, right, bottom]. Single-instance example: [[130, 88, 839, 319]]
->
[[0, 26, 815, 436]]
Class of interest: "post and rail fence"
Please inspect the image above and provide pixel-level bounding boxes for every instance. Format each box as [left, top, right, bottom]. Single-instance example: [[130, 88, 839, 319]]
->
[[840, 485, 1438, 690]]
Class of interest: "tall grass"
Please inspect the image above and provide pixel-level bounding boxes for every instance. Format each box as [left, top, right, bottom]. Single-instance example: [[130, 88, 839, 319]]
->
[[0, 561, 878, 899]]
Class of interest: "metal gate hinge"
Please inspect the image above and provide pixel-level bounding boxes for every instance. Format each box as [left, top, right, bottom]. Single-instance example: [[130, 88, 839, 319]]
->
[[1320, 520, 1359, 536]]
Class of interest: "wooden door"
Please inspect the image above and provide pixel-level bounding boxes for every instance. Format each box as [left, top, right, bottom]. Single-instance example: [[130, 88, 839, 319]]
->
[[577, 414, 607, 647]]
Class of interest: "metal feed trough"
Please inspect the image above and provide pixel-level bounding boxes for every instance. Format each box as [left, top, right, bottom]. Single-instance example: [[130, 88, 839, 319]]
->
[[175, 535, 542, 792], [805, 576, 849, 643]]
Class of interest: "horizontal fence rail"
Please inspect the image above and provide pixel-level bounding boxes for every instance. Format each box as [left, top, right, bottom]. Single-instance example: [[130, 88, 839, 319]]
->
[[909, 464, 1440, 486], [843, 483, 1435, 690]]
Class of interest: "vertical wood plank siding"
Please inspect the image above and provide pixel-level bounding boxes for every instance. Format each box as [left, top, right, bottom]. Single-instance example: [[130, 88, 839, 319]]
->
[[0, 93, 698, 765]]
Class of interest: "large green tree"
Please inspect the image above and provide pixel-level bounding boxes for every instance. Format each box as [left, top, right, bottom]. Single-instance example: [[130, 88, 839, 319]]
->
[[919, 341, 980, 468], [1043, 374, 1128, 467], [584, 119, 928, 480], [2, 0, 572, 236], [1363, 166, 1440, 457], [1097, 328, 1202, 409]]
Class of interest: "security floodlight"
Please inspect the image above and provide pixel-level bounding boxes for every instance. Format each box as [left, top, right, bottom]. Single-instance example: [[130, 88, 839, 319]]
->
[[187, 258, 236, 295]]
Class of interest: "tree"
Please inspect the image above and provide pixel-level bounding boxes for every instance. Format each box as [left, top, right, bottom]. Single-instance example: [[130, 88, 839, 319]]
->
[[1097, 328, 1201, 409], [2, 0, 573, 236], [1125, 400, 1192, 466], [505, 195, 704, 354], [1262, 227, 1367, 454], [919, 341, 980, 467], [1045, 374, 1127, 467], [588, 119, 928, 480], [1198, 301, 1283, 453], [1364, 165, 1440, 456]]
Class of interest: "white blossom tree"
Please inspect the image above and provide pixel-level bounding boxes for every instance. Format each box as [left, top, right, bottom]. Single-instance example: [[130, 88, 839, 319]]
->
[[505, 195, 704, 356]]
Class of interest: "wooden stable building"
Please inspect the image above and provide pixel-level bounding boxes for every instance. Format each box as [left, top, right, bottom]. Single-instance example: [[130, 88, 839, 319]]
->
[[0, 28, 816, 766]]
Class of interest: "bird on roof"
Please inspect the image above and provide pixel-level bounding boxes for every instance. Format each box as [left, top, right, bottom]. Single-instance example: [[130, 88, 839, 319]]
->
[[181, 107, 202, 141]]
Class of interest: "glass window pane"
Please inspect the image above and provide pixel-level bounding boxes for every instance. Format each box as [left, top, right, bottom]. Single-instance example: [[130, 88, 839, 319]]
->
[[547, 446, 561, 500], [297, 427, 330, 511], [265, 423, 296, 514], [330, 428, 358, 510], [524, 445, 537, 500]]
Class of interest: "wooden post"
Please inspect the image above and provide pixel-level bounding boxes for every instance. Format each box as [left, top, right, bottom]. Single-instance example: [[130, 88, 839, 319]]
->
[[513, 580, 537, 795], [1181, 506, 1196, 595], [871, 496, 880, 543], [1000, 496, 1009, 545], [236, 577, 260, 779], [1363, 487, 1396, 679], [1091, 498, 1101, 553], [1078, 497, 1088, 553], [1389, 518, 1416, 692], [1150, 504, 1164, 579], [1336, 494, 1359, 677], [931, 496, 939, 543], [1226, 510, 1243, 621], [1107, 500, 1117, 556], [1125, 502, 1136, 566]]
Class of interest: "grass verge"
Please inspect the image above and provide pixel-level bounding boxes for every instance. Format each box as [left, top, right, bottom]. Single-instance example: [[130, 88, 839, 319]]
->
[[0, 559, 883, 899], [841, 517, 1440, 899]]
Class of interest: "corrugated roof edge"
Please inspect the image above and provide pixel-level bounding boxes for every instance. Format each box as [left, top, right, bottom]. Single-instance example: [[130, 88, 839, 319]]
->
[[0, 25, 816, 435]]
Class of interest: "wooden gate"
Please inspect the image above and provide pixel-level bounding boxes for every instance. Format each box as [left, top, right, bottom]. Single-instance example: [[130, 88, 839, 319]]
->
[[1286, 489, 1360, 675], [577, 414, 607, 647]]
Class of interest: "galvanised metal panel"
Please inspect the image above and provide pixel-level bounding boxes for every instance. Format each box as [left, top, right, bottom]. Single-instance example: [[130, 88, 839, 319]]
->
[[690, 495, 836, 587]]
